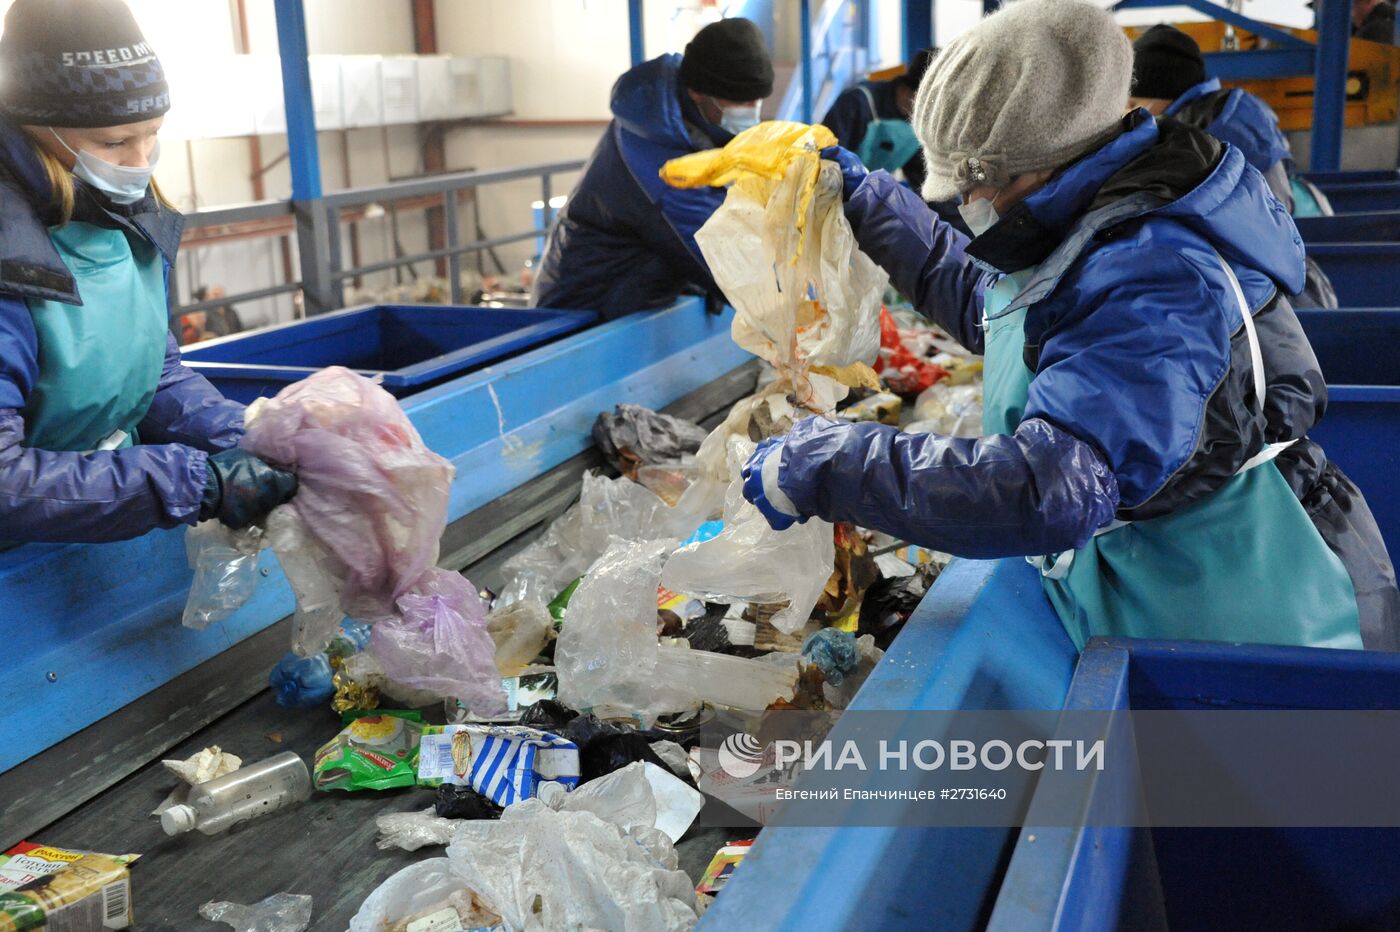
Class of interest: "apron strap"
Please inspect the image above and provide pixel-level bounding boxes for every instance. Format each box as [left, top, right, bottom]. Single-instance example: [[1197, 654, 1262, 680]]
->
[[1029, 252, 1290, 581], [1214, 251, 1266, 408]]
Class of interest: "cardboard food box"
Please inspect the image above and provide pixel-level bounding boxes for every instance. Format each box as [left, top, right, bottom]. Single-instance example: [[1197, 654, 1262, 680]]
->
[[0, 842, 137, 931]]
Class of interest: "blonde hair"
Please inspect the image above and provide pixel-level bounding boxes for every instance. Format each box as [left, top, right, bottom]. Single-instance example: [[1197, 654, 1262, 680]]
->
[[25, 132, 172, 226]]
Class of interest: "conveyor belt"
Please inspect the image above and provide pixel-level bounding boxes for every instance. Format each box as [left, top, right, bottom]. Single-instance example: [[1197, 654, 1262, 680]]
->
[[1, 360, 761, 903]]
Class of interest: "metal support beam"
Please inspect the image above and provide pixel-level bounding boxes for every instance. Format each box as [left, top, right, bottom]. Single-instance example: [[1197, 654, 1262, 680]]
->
[[1203, 47, 1316, 80], [1312, 0, 1352, 172], [294, 200, 338, 314], [800, 0, 813, 124], [272, 0, 321, 201], [903, 0, 934, 62], [628, 0, 645, 67], [1115, 0, 1310, 48]]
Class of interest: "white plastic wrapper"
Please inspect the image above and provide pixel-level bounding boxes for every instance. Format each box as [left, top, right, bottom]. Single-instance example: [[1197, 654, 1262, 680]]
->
[[265, 506, 344, 657], [447, 800, 698, 931], [375, 807, 459, 852], [661, 442, 834, 634], [199, 893, 312, 932]]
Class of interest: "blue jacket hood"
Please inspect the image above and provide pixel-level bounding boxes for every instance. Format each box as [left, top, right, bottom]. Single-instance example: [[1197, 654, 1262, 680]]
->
[[971, 111, 1304, 295], [610, 54, 694, 149], [1168, 78, 1291, 173], [1154, 142, 1306, 294]]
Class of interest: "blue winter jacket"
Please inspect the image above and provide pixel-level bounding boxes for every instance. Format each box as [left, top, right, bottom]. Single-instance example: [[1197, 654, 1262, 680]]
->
[[776, 111, 1399, 645], [0, 121, 244, 544], [531, 55, 731, 318], [1167, 78, 1291, 177]]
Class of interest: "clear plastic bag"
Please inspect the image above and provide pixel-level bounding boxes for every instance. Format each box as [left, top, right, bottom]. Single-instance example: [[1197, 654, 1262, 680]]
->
[[182, 522, 263, 629], [554, 538, 697, 723], [369, 568, 507, 716], [486, 599, 553, 676], [375, 807, 459, 851], [241, 366, 455, 621], [198, 893, 312, 932], [661, 442, 834, 634], [348, 859, 502, 932], [446, 800, 699, 932], [909, 382, 984, 438], [498, 473, 714, 607], [264, 507, 344, 657]]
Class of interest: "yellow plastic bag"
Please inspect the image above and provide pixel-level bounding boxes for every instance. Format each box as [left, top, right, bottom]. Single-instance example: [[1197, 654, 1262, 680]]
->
[[661, 121, 886, 389]]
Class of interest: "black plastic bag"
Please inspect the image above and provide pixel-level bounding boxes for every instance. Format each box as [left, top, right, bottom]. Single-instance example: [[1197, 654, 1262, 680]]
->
[[592, 404, 707, 479]]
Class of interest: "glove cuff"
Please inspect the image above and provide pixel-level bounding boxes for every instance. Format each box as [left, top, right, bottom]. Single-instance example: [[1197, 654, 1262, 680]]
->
[[760, 443, 800, 517], [198, 453, 223, 522]]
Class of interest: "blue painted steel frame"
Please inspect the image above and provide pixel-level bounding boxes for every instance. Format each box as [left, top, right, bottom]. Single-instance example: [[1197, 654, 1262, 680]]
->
[[628, 0, 645, 67], [273, 0, 321, 201], [0, 299, 750, 774], [1312, 0, 1352, 172], [700, 559, 1078, 930], [800, 0, 813, 124], [903, 0, 934, 63]]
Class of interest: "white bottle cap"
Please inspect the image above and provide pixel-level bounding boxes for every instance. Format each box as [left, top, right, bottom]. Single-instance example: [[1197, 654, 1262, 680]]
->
[[536, 781, 567, 808], [160, 804, 198, 835]]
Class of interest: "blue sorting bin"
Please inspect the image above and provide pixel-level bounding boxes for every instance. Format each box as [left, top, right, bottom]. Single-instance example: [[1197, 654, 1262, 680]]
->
[[988, 638, 1400, 931], [1295, 209, 1400, 243], [1308, 181, 1400, 215], [181, 303, 597, 404], [1304, 169, 1400, 187], [1296, 309, 1400, 563], [1307, 244, 1400, 305], [699, 559, 1077, 931]]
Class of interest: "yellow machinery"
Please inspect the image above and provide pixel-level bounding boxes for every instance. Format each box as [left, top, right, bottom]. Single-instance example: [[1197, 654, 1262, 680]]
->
[[1126, 21, 1400, 131]]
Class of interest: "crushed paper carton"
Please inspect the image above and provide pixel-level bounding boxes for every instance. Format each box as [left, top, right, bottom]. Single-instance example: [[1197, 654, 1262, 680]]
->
[[0, 842, 137, 931]]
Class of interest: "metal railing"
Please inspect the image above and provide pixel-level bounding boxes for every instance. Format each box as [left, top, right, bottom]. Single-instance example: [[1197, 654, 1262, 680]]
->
[[777, 0, 871, 125], [172, 159, 585, 321]]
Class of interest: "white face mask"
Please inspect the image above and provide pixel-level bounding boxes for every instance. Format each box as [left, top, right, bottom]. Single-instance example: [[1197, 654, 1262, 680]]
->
[[50, 129, 159, 205], [958, 195, 1000, 237], [718, 102, 761, 135]]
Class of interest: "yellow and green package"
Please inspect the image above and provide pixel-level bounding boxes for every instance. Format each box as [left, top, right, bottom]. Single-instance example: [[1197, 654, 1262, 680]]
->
[[0, 841, 137, 931], [313, 710, 424, 792]]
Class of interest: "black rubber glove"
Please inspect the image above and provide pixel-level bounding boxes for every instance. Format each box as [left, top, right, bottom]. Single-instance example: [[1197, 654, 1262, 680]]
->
[[200, 449, 298, 529]]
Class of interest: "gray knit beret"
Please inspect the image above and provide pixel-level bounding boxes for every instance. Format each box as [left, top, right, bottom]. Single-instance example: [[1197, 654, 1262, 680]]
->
[[912, 0, 1133, 202]]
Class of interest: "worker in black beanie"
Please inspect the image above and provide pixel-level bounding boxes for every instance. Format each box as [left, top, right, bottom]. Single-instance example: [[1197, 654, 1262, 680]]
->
[[0, 0, 294, 546], [1128, 24, 1339, 307], [533, 18, 774, 317]]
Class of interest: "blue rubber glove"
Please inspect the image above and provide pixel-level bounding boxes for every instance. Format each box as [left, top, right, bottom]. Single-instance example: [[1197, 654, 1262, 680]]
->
[[741, 437, 805, 531], [200, 448, 298, 530], [821, 146, 868, 201]]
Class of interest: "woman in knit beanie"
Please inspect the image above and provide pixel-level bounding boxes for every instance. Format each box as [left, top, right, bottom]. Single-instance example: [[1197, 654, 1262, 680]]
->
[[744, 0, 1398, 650], [0, 0, 295, 544]]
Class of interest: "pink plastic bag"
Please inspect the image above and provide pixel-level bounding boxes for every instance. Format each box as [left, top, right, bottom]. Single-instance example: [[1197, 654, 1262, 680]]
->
[[370, 568, 507, 715], [241, 367, 454, 621]]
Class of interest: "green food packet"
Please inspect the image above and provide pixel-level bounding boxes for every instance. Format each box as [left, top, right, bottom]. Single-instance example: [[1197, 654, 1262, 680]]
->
[[548, 576, 583, 629], [313, 709, 424, 792]]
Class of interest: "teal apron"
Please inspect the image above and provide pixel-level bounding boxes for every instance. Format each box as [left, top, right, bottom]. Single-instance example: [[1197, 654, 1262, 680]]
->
[[981, 258, 1363, 650], [855, 87, 921, 175], [22, 222, 168, 452]]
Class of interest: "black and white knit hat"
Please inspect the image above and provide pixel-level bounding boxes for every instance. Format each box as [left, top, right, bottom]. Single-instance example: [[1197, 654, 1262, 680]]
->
[[0, 0, 170, 128]]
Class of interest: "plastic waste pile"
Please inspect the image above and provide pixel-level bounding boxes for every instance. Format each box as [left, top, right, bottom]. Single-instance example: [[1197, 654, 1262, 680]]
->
[[154, 123, 987, 930]]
